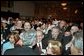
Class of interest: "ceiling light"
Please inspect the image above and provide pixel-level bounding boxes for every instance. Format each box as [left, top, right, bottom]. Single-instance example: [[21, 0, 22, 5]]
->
[[61, 3, 67, 6], [75, 9, 78, 14], [82, 2, 83, 5], [63, 7, 67, 10]]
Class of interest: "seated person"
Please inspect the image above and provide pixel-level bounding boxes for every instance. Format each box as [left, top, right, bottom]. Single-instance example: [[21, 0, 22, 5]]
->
[[4, 35, 38, 55], [71, 31, 83, 55], [2, 32, 22, 55], [62, 30, 73, 55]]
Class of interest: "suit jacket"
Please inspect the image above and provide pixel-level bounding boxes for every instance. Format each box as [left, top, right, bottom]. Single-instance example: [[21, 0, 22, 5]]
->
[[42, 30, 52, 49], [32, 39, 47, 55], [32, 44, 40, 55], [4, 45, 38, 55], [32, 30, 53, 55]]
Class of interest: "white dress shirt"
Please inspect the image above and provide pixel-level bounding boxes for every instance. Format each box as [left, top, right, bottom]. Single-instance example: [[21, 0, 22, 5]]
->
[[37, 41, 42, 50]]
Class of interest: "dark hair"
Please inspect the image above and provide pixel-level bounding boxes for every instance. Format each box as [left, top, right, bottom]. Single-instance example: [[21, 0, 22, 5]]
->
[[65, 26, 71, 32], [8, 32, 20, 44], [71, 23, 80, 28]]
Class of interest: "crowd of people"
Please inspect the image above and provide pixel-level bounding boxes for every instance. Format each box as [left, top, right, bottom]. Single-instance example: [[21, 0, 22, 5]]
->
[[1, 17, 83, 55]]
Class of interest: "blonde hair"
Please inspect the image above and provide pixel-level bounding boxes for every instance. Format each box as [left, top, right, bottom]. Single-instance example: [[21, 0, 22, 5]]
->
[[48, 40, 62, 55]]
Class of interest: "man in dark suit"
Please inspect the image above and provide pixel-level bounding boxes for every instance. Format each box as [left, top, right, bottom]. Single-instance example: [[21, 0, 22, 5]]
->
[[4, 45, 38, 55], [33, 30, 47, 55]]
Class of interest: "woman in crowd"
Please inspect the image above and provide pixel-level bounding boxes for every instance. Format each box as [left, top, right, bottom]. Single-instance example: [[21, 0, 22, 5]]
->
[[19, 21, 36, 46], [2, 32, 22, 55], [1, 17, 83, 55]]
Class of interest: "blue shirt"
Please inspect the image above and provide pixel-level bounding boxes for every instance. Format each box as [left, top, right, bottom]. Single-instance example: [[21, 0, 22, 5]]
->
[[2, 41, 14, 55], [74, 38, 83, 51], [20, 29, 36, 46]]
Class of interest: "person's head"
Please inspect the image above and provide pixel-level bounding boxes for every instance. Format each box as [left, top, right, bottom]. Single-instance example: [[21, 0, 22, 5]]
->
[[16, 20, 22, 27], [36, 30, 44, 43], [36, 26, 42, 31], [15, 18, 19, 21], [59, 20, 66, 28], [51, 27, 60, 38], [80, 22, 83, 29], [41, 23, 46, 30], [69, 22, 73, 26], [11, 30, 19, 34], [70, 25, 79, 35], [64, 30, 71, 36], [8, 32, 20, 44], [31, 20, 35, 25], [24, 22, 31, 31], [46, 40, 62, 55], [65, 32, 71, 37]]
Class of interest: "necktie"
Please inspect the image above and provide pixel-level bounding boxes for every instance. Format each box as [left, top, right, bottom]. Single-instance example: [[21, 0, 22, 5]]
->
[[37, 43, 42, 54], [39, 43, 41, 51]]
